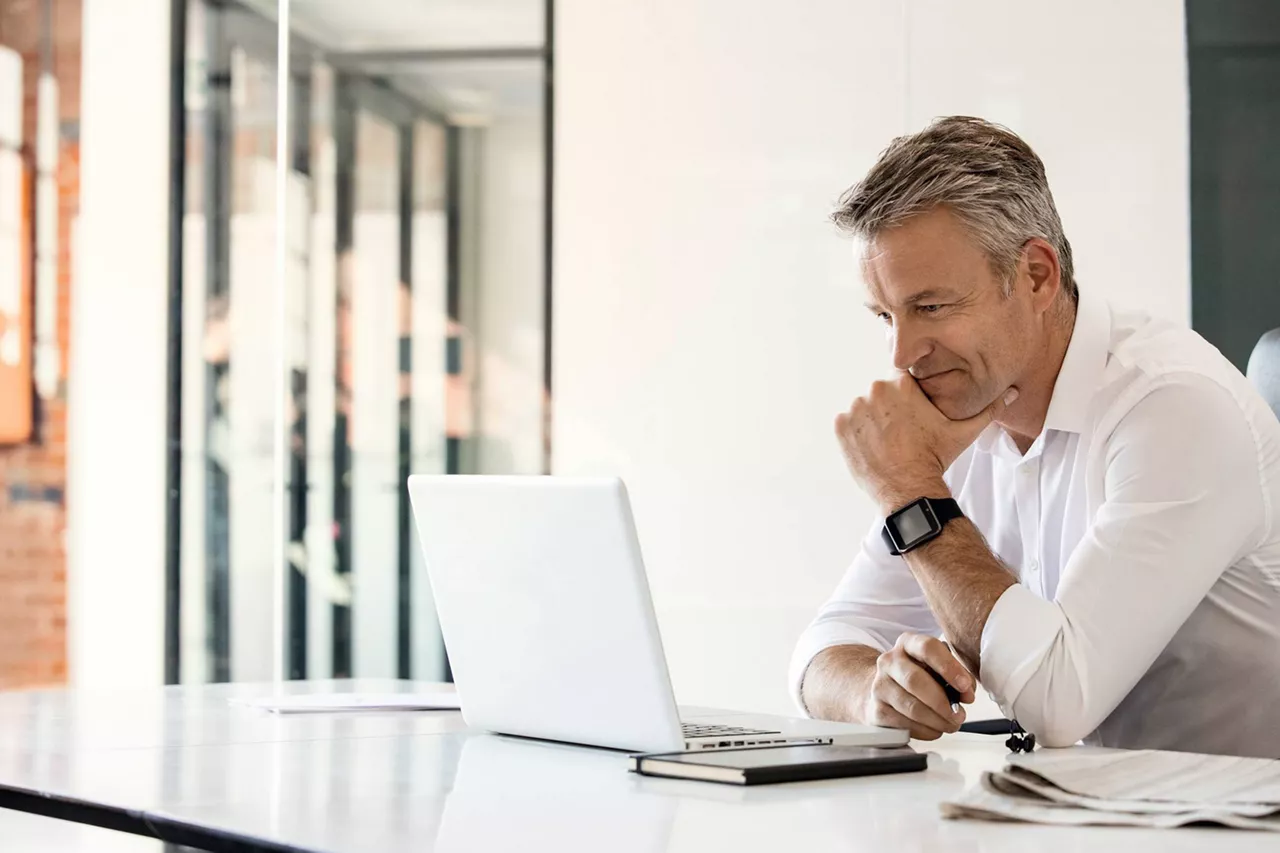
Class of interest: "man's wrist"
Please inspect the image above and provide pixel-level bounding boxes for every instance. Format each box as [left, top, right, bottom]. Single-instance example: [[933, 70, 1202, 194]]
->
[[877, 478, 951, 516]]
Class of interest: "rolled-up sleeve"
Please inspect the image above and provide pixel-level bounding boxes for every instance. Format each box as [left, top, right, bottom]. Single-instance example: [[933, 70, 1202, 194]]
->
[[979, 377, 1268, 747], [789, 517, 942, 715]]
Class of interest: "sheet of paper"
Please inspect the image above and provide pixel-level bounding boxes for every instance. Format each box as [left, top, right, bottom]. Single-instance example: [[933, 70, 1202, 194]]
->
[[942, 773, 1280, 831], [231, 692, 461, 714], [1008, 747, 1280, 806]]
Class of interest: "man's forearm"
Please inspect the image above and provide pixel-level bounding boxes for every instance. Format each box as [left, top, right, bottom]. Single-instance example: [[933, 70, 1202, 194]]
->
[[800, 644, 879, 723], [900, 516, 1017, 670]]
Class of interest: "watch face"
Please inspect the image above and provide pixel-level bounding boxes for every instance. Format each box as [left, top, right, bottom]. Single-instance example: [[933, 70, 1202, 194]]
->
[[890, 499, 942, 550], [893, 502, 935, 548]]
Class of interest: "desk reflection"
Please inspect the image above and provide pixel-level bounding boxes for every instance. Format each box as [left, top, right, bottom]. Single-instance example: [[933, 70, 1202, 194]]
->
[[437, 735, 675, 853]]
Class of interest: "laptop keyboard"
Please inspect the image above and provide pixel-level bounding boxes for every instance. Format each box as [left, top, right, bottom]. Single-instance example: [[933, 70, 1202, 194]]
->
[[681, 723, 782, 739]]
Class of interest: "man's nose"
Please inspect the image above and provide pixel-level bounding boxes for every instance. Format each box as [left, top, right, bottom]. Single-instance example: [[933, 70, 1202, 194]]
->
[[890, 321, 931, 373]]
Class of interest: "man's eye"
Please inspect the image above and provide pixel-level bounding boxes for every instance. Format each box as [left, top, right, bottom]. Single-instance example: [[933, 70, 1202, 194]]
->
[[877, 312, 892, 324], [919, 304, 943, 314]]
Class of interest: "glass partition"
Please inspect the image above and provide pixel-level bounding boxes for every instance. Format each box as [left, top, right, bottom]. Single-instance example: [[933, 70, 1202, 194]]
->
[[173, 0, 549, 684]]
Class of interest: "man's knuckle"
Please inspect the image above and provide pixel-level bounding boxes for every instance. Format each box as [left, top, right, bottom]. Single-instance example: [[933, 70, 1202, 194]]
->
[[902, 669, 928, 696], [921, 637, 947, 658]]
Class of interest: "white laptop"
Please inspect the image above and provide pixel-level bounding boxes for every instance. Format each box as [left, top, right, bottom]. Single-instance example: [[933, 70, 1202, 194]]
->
[[407, 475, 908, 754]]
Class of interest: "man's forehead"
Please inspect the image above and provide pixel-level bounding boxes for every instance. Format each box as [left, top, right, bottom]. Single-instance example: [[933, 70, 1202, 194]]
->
[[854, 233, 885, 263], [857, 226, 993, 306], [856, 235, 917, 306], [860, 267, 888, 309]]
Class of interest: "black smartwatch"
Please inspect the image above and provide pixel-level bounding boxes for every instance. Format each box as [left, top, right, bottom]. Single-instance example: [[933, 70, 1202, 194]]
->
[[881, 497, 964, 556]]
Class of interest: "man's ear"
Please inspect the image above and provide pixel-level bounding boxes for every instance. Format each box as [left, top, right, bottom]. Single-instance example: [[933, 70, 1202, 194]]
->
[[1022, 238, 1062, 316]]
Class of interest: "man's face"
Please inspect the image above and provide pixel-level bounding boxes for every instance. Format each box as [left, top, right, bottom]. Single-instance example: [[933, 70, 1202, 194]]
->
[[861, 208, 1038, 420]]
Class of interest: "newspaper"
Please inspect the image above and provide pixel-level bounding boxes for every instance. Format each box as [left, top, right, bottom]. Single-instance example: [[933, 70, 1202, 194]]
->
[[941, 747, 1280, 831]]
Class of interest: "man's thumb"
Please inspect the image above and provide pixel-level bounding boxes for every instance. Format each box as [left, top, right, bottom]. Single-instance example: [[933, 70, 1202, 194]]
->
[[959, 386, 1019, 435], [989, 386, 1019, 420]]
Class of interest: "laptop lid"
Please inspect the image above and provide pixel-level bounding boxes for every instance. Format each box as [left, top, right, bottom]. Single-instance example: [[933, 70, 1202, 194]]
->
[[408, 475, 687, 753]]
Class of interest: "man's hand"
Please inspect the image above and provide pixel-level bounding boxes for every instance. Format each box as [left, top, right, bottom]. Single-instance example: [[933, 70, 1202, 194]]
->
[[865, 633, 976, 740], [835, 374, 1018, 512]]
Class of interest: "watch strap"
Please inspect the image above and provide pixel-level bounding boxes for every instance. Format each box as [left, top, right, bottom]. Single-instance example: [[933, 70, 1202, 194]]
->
[[931, 497, 964, 525]]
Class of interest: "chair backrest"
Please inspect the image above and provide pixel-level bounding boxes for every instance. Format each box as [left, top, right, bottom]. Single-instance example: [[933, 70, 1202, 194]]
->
[[1247, 329, 1280, 421]]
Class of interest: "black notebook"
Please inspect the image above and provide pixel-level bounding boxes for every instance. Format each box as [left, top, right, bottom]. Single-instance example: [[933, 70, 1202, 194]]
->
[[629, 744, 926, 786]]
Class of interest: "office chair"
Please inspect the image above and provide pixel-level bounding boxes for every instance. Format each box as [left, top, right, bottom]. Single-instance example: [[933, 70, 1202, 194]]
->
[[1248, 328, 1280, 422]]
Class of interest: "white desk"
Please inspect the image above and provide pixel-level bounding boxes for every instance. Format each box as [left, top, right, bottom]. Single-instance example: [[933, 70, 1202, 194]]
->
[[0, 680, 1271, 852]]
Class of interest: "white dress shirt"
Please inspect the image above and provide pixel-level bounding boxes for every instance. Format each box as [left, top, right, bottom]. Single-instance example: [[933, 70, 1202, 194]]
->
[[791, 291, 1280, 756]]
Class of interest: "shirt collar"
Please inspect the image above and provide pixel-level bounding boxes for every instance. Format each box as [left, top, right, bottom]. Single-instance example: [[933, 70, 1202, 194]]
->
[[1042, 288, 1111, 435], [972, 289, 1111, 455]]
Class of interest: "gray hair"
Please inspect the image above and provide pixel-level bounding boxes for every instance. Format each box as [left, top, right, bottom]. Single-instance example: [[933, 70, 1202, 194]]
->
[[832, 116, 1077, 304]]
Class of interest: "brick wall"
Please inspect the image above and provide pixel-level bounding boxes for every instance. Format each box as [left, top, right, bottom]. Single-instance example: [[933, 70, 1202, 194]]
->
[[0, 0, 81, 691]]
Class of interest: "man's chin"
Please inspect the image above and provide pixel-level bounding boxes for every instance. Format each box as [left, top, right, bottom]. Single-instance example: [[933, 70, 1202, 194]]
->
[[928, 393, 986, 422]]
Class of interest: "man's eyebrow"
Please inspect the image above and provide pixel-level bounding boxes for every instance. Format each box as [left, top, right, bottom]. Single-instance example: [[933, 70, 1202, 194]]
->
[[864, 289, 956, 313], [902, 288, 954, 305]]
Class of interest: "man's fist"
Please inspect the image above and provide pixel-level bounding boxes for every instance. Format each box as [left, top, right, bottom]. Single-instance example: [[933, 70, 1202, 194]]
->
[[863, 633, 977, 740], [836, 374, 1018, 512]]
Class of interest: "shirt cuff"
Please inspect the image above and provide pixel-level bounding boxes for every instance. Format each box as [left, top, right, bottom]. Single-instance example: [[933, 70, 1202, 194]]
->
[[979, 582, 1063, 711], [788, 622, 890, 718]]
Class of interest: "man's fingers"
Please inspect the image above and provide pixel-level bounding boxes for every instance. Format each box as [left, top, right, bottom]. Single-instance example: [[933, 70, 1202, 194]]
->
[[868, 699, 947, 741], [877, 671, 963, 734], [901, 634, 975, 696], [891, 657, 968, 726]]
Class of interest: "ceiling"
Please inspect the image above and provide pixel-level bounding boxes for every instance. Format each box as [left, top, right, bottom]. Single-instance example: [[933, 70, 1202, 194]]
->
[[377, 59, 543, 124], [234, 0, 545, 123], [241, 0, 544, 52]]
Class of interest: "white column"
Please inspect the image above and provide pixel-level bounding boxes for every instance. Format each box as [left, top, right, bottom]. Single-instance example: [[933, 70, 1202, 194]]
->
[[33, 73, 59, 399], [410, 203, 448, 680], [473, 116, 545, 476], [350, 112, 403, 678], [69, 0, 173, 688], [179, 215, 208, 683], [227, 197, 278, 683], [350, 204, 401, 679], [306, 142, 338, 680]]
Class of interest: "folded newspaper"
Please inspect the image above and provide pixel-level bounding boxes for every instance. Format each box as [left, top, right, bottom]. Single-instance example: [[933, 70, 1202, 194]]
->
[[941, 746, 1280, 830]]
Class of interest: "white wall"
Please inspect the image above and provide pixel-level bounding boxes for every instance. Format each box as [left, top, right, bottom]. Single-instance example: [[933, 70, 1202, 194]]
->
[[68, 0, 173, 687], [554, 0, 1190, 715], [903, 0, 1190, 324]]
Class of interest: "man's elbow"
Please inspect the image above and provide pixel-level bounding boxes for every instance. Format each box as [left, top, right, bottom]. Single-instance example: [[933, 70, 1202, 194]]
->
[[1013, 694, 1095, 748], [1033, 717, 1091, 749], [996, 637, 1099, 748]]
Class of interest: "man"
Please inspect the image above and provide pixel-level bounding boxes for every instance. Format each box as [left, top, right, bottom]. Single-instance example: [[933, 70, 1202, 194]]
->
[[791, 116, 1280, 757]]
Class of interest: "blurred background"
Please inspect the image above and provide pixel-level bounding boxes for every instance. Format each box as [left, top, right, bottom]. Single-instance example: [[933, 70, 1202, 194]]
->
[[0, 0, 1276, 718]]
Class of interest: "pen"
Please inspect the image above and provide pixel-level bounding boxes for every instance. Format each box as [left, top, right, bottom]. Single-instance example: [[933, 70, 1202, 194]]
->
[[929, 665, 963, 711]]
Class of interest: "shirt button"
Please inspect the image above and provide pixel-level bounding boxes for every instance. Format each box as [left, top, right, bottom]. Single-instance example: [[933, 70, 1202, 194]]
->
[[1028, 559, 1040, 572]]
